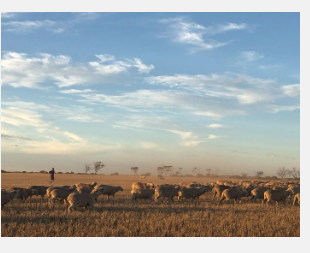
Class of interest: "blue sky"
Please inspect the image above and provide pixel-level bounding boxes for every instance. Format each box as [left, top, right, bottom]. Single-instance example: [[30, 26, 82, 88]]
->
[[1, 12, 300, 175]]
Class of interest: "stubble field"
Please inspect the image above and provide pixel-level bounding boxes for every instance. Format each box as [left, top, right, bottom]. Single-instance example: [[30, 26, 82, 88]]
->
[[1, 173, 300, 237]]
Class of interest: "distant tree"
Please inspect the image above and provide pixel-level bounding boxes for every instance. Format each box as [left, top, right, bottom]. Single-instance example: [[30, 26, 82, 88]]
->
[[39, 170, 48, 174], [276, 167, 290, 179], [164, 165, 173, 176], [213, 168, 220, 176], [157, 166, 165, 176], [206, 168, 212, 176], [93, 162, 105, 174], [84, 164, 91, 174], [1, 170, 7, 173], [241, 172, 248, 178], [288, 167, 300, 179], [131, 167, 138, 175], [192, 167, 198, 175], [255, 171, 264, 178], [178, 167, 183, 175]]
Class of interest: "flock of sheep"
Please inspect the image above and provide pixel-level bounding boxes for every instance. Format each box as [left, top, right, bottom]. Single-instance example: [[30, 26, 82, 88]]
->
[[1, 179, 300, 212], [131, 180, 300, 206]]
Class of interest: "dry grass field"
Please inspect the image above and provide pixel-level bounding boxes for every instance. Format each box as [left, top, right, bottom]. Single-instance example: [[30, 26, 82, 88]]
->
[[1, 173, 300, 237]]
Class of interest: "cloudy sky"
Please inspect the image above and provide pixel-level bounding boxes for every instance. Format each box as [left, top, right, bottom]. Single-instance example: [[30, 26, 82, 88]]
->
[[1, 12, 300, 175]]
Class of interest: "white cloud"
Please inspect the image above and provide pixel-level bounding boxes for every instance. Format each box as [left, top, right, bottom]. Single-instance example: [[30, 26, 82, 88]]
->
[[112, 114, 201, 147], [141, 142, 159, 149], [240, 51, 264, 62], [146, 73, 277, 105], [180, 140, 202, 147], [194, 111, 224, 120], [258, 64, 284, 70], [2, 13, 102, 34], [88, 60, 131, 75], [1, 12, 16, 19], [130, 58, 155, 74], [59, 89, 94, 94], [78, 89, 247, 119], [217, 23, 247, 33], [73, 12, 101, 21], [1, 101, 105, 123], [2, 137, 123, 155], [53, 127, 84, 142], [159, 17, 247, 52], [2, 20, 61, 33], [207, 124, 227, 129], [146, 72, 275, 89], [235, 90, 272, 104], [1, 103, 121, 155], [114, 115, 177, 131], [1, 52, 154, 89], [63, 131, 84, 142], [269, 105, 300, 113], [1, 107, 49, 130], [209, 134, 227, 139], [166, 129, 196, 140], [95, 54, 115, 62], [281, 84, 300, 97]]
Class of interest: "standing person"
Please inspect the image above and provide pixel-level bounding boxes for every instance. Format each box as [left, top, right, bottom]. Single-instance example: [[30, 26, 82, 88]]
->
[[49, 168, 55, 184]]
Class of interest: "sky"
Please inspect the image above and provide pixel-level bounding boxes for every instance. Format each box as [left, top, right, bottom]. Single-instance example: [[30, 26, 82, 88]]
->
[[1, 12, 300, 175]]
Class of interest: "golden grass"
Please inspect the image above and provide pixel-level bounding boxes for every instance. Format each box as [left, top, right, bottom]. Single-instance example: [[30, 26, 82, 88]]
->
[[1, 173, 300, 237]]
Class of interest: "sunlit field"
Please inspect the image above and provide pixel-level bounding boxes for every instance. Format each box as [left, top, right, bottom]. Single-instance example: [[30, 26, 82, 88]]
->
[[1, 173, 299, 237]]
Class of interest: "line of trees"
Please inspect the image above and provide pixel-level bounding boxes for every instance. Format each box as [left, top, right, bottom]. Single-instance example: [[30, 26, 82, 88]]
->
[[82, 162, 299, 179]]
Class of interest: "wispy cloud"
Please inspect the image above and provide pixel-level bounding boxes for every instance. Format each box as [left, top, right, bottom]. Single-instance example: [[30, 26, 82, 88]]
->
[[240, 51, 264, 62], [209, 134, 227, 139], [1, 102, 121, 155], [95, 54, 115, 62], [1, 101, 106, 124], [194, 111, 225, 120], [59, 89, 94, 94], [1, 12, 17, 19], [2, 20, 63, 33], [1, 52, 154, 89], [128, 58, 155, 74], [52, 127, 84, 143], [73, 12, 101, 21], [207, 124, 228, 129], [1, 107, 49, 130], [77, 89, 247, 119], [166, 129, 196, 140], [258, 64, 284, 70], [111, 114, 201, 148], [141, 142, 159, 149], [1, 134, 32, 141], [159, 17, 248, 52], [2, 136, 123, 155], [269, 104, 300, 113], [146, 73, 277, 105], [281, 84, 300, 97], [2, 12, 102, 34], [180, 140, 202, 147]]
